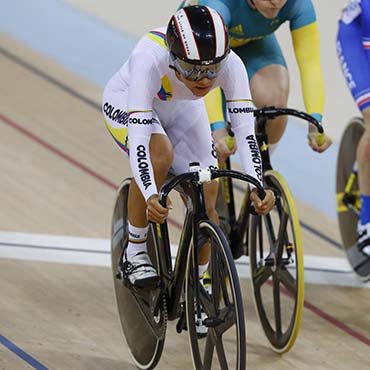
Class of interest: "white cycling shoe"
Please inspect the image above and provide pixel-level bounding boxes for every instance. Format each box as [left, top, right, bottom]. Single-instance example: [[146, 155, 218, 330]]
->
[[121, 251, 160, 289], [194, 275, 212, 338], [357, 222, 370, 257]]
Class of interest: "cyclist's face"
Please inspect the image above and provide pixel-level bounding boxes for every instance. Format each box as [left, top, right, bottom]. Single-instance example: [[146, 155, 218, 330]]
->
[[249, 0, 287, 19], [177, 72, 216, 97]]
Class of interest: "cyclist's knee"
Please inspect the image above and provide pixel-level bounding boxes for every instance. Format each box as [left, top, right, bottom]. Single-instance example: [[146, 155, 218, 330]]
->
[[250, 65, 289, 108], [266, 117, 288, 144], [150, 134, 174, 173], [357, 131, 370, 162]]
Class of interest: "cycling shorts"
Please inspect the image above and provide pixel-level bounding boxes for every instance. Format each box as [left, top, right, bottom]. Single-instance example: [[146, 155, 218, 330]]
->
[[233, 33, 287, 81], [102, 84, 218, 176]]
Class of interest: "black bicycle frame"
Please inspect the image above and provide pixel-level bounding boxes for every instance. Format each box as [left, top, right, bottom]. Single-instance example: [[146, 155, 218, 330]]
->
[[150, 167, 264, 320], [222, 106, 324, 255], [151, 174, 208, 321]]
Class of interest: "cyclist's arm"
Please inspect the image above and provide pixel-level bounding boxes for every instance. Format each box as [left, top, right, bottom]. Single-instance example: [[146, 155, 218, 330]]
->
[[221, 52, 263, 187], [204, 88, 226, 132], [127, 52, 160, 201], [291, 21, 324, 123]]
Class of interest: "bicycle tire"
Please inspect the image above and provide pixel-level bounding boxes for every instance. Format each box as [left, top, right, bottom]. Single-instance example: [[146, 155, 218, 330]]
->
[[185, 220, 246, 370], [249, 170, 304, 354], [111, 178, 167, 369], [336, 117, 370, 281]]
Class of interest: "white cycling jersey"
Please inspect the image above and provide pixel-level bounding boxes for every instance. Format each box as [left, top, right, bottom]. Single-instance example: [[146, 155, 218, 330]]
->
[[102, 27, 262, 201]]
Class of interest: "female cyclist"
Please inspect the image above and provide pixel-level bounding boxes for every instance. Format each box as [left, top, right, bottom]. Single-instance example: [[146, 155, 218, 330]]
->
[[102, 5, 274, 288]]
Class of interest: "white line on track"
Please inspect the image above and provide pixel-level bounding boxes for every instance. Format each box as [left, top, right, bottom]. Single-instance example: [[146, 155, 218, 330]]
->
[[0, 231, 369, 288]]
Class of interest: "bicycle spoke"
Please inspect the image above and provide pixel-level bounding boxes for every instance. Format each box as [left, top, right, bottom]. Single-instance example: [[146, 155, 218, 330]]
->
[[273, 275, 282, 336], [276, 210, 289, 257], [279, 267, 297, 296], [187, 220, 245, 369], [214, 331, 229, 370], [250, 170, 304, 353], [253, 265, 273, 289], [203, 335, 215, 370]]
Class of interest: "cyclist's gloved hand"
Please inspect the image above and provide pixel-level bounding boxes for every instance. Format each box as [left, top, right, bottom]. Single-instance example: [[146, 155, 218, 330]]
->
[[307, 113, 332, 153], [213, 126, 237, 164], [146, 194, 173, 224], [250, 188, 275, 216]]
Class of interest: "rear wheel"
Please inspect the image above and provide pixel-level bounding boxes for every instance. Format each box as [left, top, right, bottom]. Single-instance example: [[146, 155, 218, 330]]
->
[[336, 117, 370, 281], [186, 220, 246, 370], [249, 170, 304, 354], [111, 178, 167, 369]]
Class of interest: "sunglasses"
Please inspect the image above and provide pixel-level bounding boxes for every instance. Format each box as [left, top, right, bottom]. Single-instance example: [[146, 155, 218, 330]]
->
[[170, 53, 225, 81]]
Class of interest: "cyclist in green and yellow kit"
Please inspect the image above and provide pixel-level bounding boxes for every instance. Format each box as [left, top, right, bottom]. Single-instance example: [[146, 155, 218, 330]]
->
[[180, 0, 332, 161]]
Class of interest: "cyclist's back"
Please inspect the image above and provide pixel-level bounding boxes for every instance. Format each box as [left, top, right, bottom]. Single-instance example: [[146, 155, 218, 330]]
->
[[182, 0, 316, 48]]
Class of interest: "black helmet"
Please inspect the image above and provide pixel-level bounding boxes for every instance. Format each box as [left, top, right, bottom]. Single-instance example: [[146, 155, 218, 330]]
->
[[166, 5, 230, 66]]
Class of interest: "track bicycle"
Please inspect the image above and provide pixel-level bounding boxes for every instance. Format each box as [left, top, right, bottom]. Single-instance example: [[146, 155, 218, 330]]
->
[[216, 106, 325, 354], [336, 116, 370, 282], [111, 163, 265, 370]]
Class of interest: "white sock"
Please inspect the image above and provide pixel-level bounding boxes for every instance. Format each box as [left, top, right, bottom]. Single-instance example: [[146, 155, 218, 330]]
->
[[199, 263, 209, 279], [126, 222, 149, 259]]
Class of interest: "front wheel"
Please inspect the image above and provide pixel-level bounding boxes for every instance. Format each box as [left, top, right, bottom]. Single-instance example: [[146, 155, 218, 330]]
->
[[185, 220, 246, 370], [111, 178, 167, 369], [249, 170, 304, 354], [336, 117, 370, 281]]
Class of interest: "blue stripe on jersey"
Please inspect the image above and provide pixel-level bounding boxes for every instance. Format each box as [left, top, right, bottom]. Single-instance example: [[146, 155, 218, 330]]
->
[[149, 30, 166, 40]]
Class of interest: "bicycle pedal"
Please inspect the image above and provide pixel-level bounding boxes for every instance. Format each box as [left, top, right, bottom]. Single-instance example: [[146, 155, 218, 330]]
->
[[116, 270, 129, 286], [203, 317, 223, 328]]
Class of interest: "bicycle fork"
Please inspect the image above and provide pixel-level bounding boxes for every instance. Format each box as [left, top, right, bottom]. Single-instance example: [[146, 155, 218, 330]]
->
[[337, 161, 361, 216]]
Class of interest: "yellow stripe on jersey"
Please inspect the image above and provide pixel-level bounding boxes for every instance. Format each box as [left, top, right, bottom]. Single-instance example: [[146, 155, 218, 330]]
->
[[103, 117, 129, 152], [226, 99, 253, 104], [204, 88, 225, 130], [157, 75, 173, 101], [292, 22, 324, 116], [127, 109, 152, 114], [146, 31, 167, 49]]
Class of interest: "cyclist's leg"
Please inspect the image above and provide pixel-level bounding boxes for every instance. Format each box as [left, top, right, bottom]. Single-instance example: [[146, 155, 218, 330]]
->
[[357, 108, 370, 253], [236, 34, 289, 146], [124, 133, 173, 287], [169, 100, 219, 274], [337, 18, 370, 254], [102, 85, 173, 287]]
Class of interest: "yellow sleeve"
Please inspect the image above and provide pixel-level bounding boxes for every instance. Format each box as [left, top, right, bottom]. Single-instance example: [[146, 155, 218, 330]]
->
[[204, 87, 226, 131], [291, 22, 324, 119]]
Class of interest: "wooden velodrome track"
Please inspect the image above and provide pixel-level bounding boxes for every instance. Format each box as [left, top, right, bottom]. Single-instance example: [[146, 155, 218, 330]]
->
[[1, 1, 370, 369]]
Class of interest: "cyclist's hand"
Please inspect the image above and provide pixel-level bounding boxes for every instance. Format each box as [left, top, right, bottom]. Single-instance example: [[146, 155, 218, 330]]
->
[[250, 189, 275, 216], [213, 127, 237, 164], [146, 194, 173, 224], [307, 124, 332, 153]]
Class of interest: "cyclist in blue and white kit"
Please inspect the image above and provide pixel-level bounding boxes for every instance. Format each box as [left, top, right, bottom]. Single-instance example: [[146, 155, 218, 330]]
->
[[102, 6, 275, 288], [337, 0, 370, 255]]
